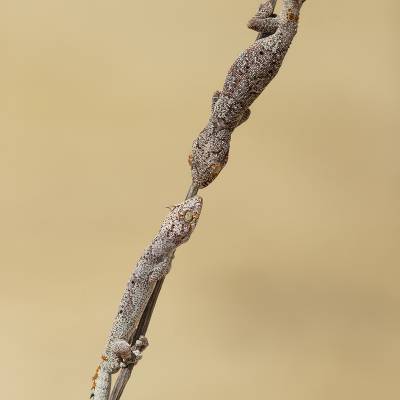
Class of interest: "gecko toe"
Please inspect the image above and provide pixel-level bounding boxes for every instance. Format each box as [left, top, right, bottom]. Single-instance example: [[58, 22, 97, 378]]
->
[[135, 335, 149, 351]]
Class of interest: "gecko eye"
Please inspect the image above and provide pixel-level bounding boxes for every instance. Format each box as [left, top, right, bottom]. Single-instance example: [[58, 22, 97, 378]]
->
[[184, 211, 193, 222]]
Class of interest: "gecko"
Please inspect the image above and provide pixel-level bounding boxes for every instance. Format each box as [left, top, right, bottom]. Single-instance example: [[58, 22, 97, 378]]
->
[[91, 195, 203, 400], [189, 0, 304, 189]]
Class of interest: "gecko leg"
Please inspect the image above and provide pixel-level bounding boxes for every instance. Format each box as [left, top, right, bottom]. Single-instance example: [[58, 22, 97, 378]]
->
[[211, 90, 222, 112], [90, 337, 147, 400], [148, 257, 171, 283], [119, 336, 149, 368], [248, 15, 280, 36], [248, 1, 280, 36], [212, 90, 250, 128], [111, 340, 135, 368], [91, 337, 149, 398]]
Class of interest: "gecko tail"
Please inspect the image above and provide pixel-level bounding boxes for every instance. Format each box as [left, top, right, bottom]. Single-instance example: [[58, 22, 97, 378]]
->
[[90, 364, 111, 400]]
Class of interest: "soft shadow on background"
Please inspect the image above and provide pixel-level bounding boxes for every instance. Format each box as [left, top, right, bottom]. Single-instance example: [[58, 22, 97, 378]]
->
[[1, 1, 399, 399]]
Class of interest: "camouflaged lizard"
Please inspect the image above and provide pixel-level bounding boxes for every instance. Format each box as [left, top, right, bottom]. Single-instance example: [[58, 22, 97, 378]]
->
[[91, 196, 203, 400], [190, 0, 304, 189]]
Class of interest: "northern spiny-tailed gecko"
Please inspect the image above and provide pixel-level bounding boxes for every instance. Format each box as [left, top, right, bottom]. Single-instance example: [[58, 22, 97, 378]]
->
[[91, 196, 203, 400], [190, 0, 304, 188]]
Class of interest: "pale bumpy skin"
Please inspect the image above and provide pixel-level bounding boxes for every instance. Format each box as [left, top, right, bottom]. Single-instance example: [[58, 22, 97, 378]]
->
[[91, 196, 203, 400], [190, 0, 304, 188]]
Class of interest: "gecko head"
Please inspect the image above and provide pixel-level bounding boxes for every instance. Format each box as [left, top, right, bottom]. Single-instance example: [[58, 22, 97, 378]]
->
[[175, 195, 203, 235], [162, 196, 203, 246]]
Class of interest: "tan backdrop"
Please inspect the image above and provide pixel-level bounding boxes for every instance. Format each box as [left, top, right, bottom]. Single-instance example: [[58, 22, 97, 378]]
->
[[1, 1, 399, 399]]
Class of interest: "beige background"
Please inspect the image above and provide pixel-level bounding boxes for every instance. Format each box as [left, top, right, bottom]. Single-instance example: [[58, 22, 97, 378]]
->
[[1, 1, 399, 399]]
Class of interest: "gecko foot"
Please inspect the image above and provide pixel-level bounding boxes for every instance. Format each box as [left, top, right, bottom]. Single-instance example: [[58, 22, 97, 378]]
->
[[248, 1, 280, 36], [119, 335, 149, 368], [134, 335, 149, 352]]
